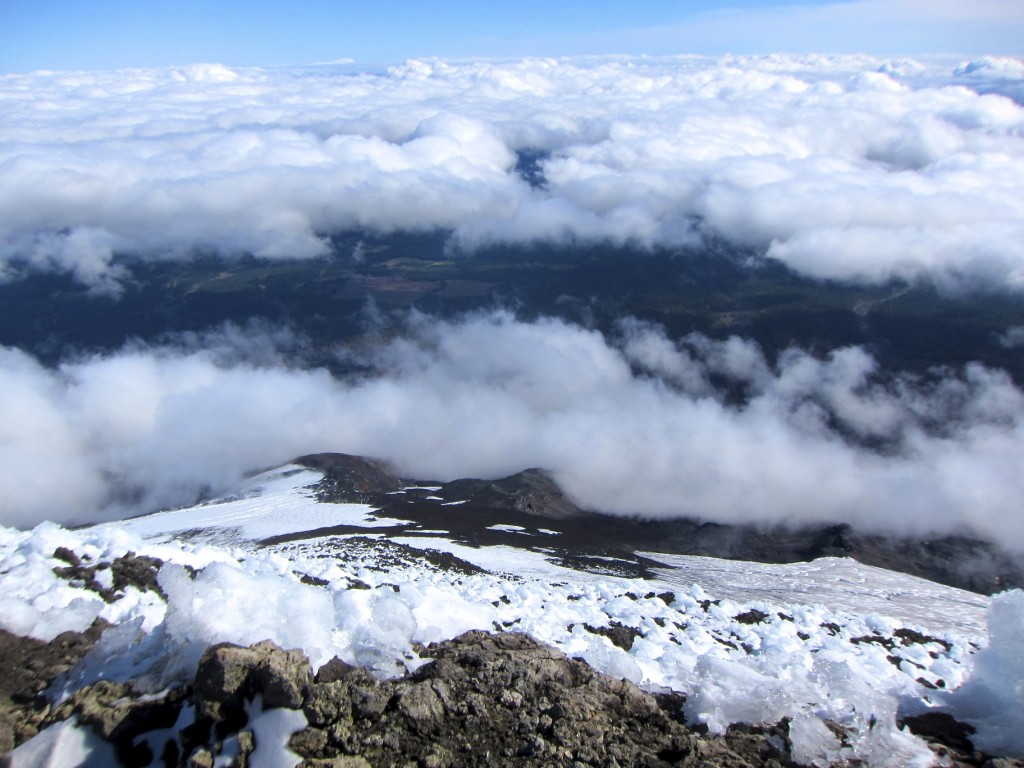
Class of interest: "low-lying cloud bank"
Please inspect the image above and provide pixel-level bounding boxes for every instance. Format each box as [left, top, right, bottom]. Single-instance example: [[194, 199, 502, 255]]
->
[[2, 312, 1022, 549], [1, 54, 1023, 294]]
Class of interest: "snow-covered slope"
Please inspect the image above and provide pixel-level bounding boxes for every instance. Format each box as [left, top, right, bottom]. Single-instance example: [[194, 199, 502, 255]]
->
[[2, 465, 1022, 766]]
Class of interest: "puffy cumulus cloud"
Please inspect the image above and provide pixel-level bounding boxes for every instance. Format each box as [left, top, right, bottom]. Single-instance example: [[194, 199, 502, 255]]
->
[[2, 313, 1024, 550], [1, 54, 1024, 292]]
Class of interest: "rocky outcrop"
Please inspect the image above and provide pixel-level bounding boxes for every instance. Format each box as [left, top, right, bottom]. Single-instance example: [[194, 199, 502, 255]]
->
[[53, 681, 190, 767], [6, 629, 1024, 767], [0, 620, 107, 753], [441, 469, 587, 520], [52, 547, 165, 602], [296, 454, 404, 501], [1, 631, 799, 767], [290, 631, 798, 768], [195, 640, 312, 725], [290, 453, 1024, 595]]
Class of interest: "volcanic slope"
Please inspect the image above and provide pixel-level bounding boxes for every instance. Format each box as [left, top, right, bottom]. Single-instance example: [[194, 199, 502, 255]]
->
[[3, 460, 1024, 766]]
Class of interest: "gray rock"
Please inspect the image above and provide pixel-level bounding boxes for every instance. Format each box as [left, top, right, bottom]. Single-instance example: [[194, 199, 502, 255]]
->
[[249, 640, 312, 710], [194, 643, 263, 721], [286, 630, 797, 767], [304, 682, 351, 728], [396, 682, 444, 724], [194, 639, 312, 721]]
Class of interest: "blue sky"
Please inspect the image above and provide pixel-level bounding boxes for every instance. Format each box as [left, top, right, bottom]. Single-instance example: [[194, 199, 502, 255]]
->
[[1, 0, 1022, 73]]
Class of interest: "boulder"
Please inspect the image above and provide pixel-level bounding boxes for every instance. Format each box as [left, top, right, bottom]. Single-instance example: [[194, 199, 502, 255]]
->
[[194, 639, 312, 722]]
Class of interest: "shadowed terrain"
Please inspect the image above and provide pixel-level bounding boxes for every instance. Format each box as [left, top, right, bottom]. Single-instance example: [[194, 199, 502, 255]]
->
[[275, 453, 1024, 595]]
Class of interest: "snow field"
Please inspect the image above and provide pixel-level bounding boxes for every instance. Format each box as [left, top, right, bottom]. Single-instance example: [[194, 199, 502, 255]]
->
[[1, 468, 1022, 764]]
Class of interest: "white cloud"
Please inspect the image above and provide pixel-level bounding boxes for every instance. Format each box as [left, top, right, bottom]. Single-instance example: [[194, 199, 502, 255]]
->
[[2, 314, 1023, 551], [998, 326, 1024, 348], [1, 54, 1023, 292]]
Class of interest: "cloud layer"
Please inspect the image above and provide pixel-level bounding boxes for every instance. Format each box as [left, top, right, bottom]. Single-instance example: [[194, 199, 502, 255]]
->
[[3, 313, 1023, 550], [1, 54, 1023, 293]]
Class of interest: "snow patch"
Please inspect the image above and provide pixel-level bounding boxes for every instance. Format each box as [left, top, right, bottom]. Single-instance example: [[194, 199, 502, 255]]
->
[[0, 470, 1015, 765]]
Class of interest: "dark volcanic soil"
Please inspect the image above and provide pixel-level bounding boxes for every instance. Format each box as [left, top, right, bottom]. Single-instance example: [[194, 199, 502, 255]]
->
[[280, 453, 1024, 595]]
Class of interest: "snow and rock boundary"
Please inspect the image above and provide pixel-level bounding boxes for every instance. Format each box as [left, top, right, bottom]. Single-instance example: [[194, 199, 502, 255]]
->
[[2, 465, 1023, 766], [295, 453, 1024, 595], [5, 631, 1018, 768]]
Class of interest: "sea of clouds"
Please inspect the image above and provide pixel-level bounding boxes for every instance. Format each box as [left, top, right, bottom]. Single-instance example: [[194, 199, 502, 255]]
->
[[2, 312, 1024, 549], [0, 53, 1023, 294], [2, 54, 1024, 544]]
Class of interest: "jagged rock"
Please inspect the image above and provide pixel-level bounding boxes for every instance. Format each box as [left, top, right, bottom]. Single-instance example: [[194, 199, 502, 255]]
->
[[287, 630, 799, 767], [396, 682, 444, 725], [249, 640, 312, 710], [304, 682, 351, 728], [65, 680, 182, 739], [900, 711, 976, 755], [287, 453, 1024, 595], [581, 621, 642, 651], [110, 552, 165, 597], [52, 546, 81, 567], [735, 609, 770, 626], [56, 681, 189, 766], [194, 640, 312, 722], [51, 548, 165, 603], [13, 626, 1020, 767], [0, 710, 16, 755], [290, 727, 330, 755], [297, 453, 404, 499], [235, 729, 255, 767], [195, 644, 263, 721], [0, 621, 108, 751], [894, 711, 1024, 767], [449, 468, 587, 520], [315, 657, 357, 684]]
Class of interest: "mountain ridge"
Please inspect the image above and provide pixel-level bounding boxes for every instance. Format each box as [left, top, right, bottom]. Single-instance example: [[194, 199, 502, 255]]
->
[[291, 453, 1024, 596]]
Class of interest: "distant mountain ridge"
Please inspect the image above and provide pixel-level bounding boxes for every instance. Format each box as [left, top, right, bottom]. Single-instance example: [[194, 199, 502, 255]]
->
[[292, 453, 1024, 596]]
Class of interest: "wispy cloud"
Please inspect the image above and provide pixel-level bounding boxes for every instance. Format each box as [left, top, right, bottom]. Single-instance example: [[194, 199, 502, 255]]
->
[[3, 313, 1023, 550]]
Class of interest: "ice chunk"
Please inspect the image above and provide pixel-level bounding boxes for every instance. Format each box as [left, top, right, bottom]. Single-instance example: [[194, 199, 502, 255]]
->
[[948, 589, 1024, 757], [684, 656, 788, 734], [404, 582, 491, 644], [788, 715, 843, 766], [159, 561, 337, 672]]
